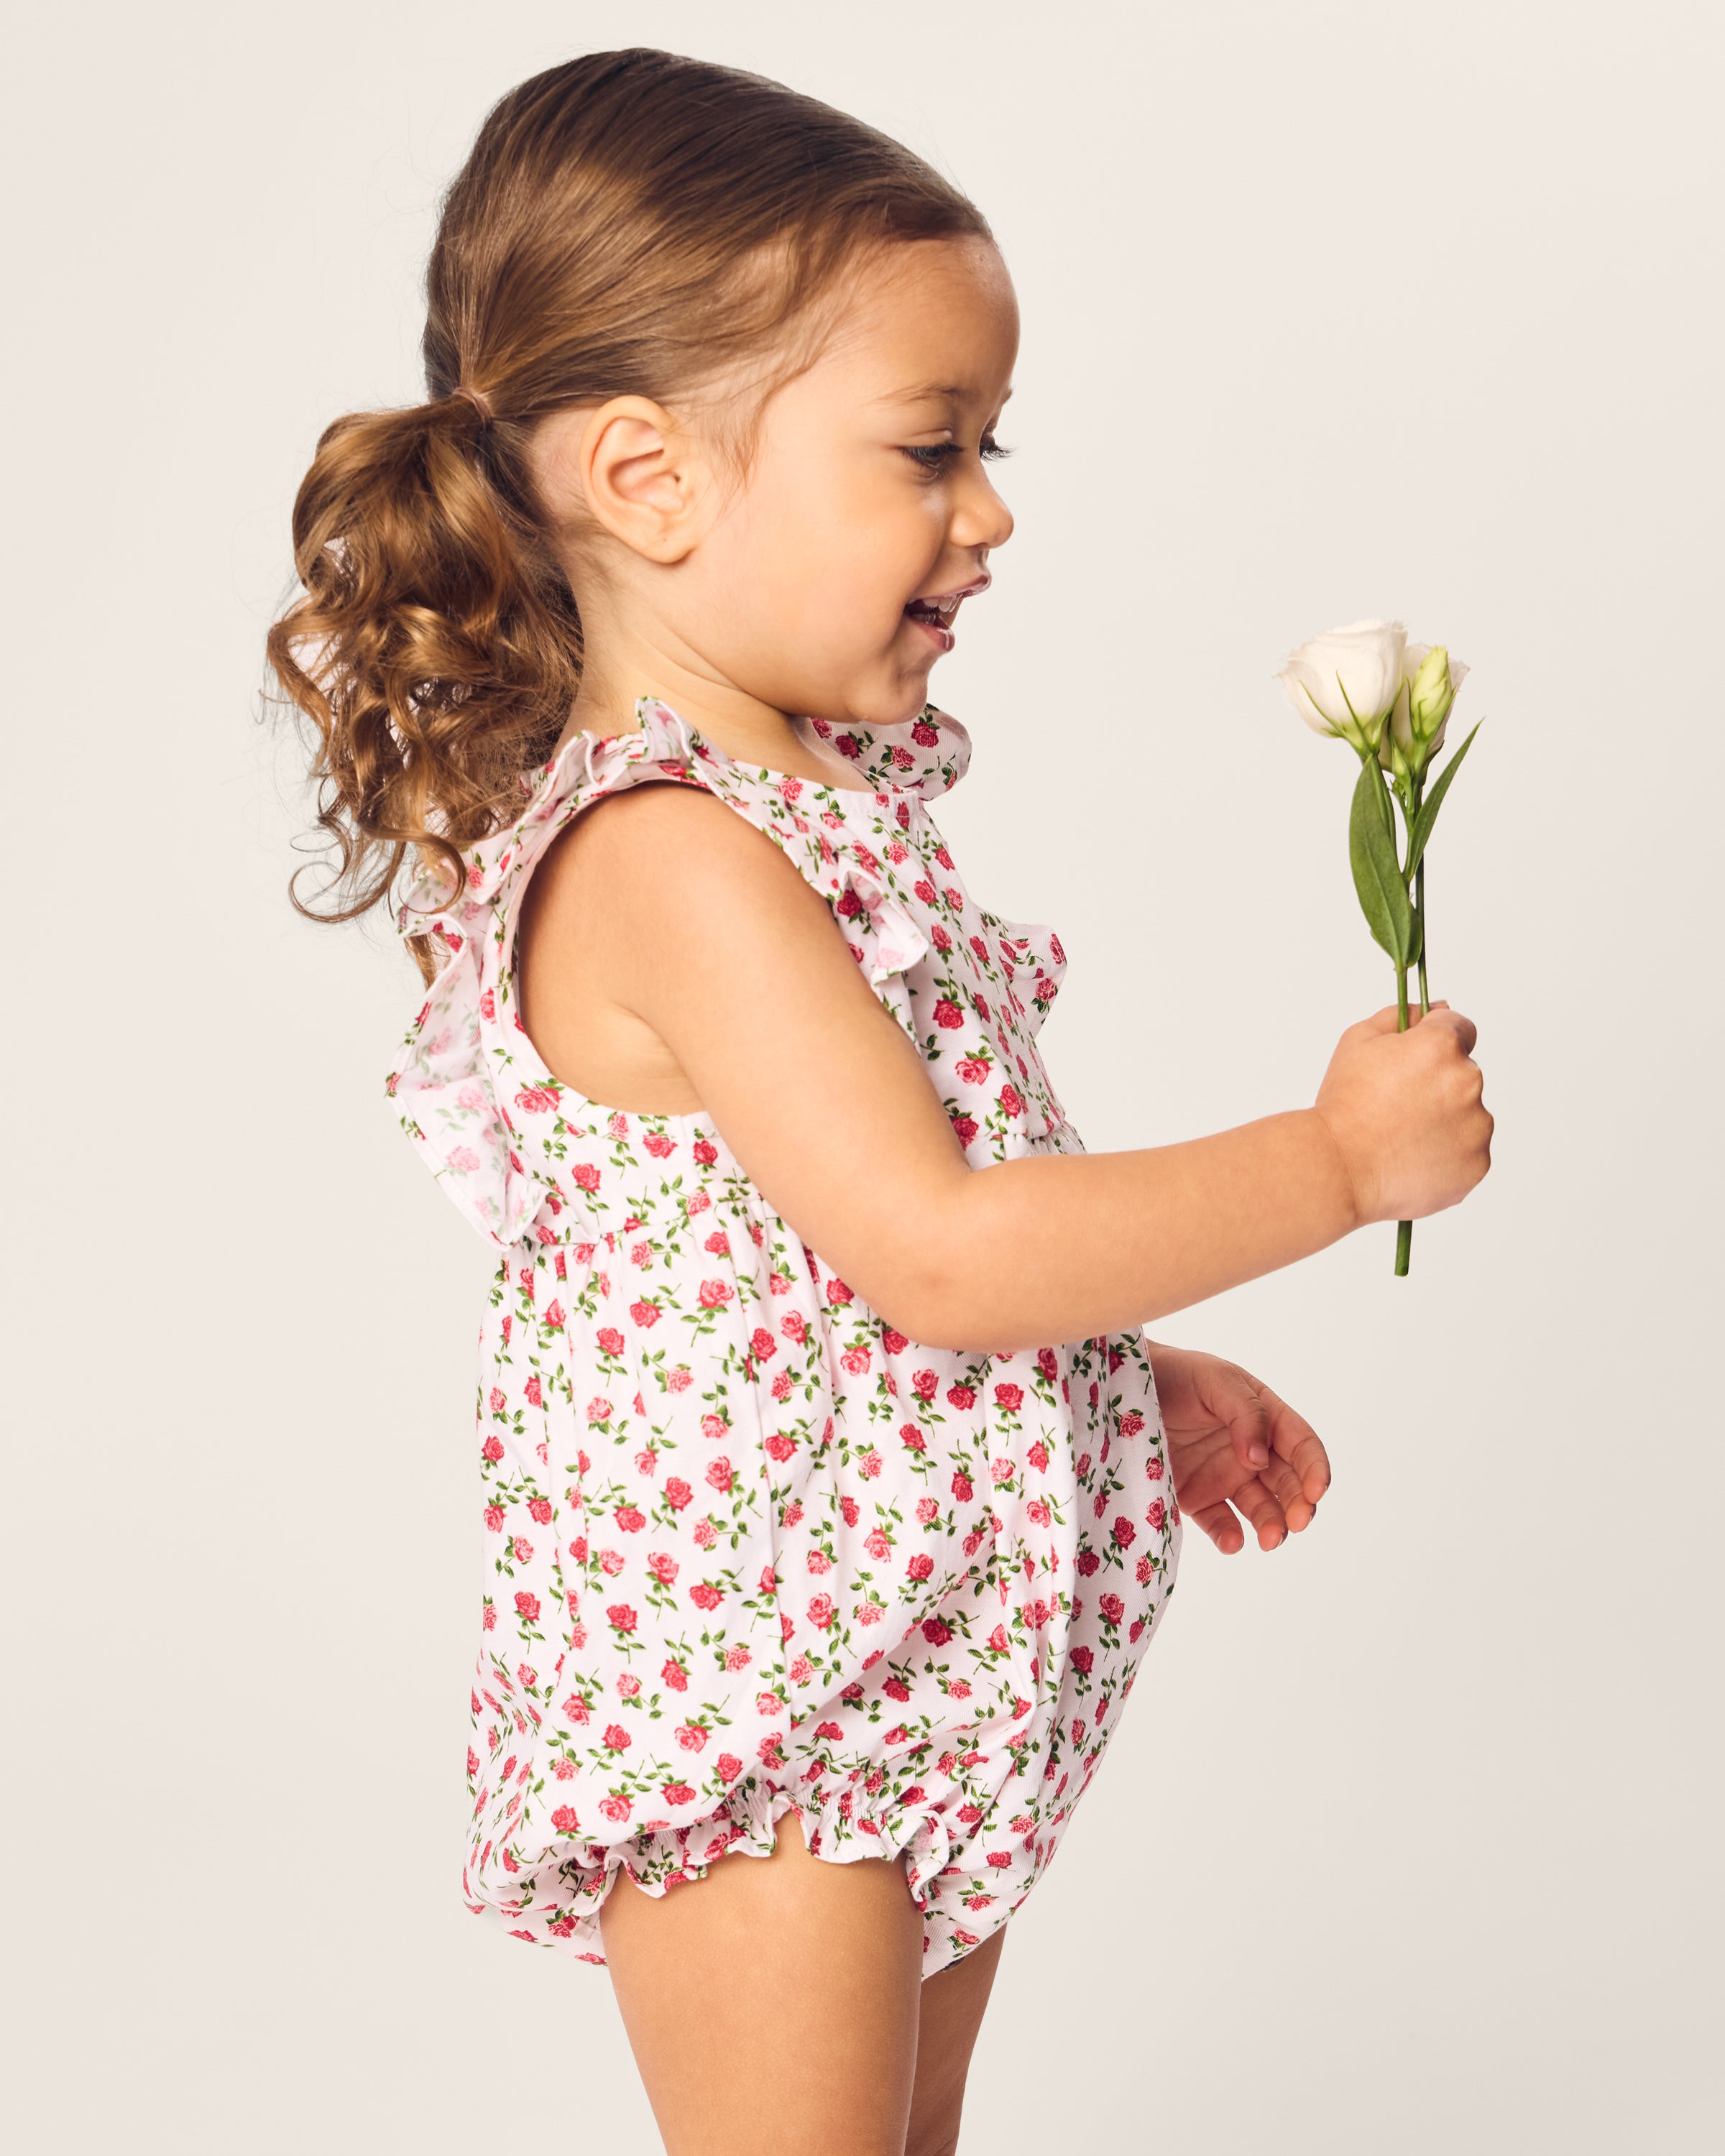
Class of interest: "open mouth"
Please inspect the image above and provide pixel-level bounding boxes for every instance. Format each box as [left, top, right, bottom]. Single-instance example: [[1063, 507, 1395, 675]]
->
[[903, 576, 989, 653]]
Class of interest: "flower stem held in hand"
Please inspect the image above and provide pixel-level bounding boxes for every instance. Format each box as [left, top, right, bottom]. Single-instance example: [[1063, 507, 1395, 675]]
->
[[1393, 768, 1432, 1279], [1276, 624, 1480, 1279]]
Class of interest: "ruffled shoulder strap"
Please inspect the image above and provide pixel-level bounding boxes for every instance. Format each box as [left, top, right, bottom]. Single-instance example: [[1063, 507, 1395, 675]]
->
[[392, 700, 704, 952], [385, 701, 709, 1250]]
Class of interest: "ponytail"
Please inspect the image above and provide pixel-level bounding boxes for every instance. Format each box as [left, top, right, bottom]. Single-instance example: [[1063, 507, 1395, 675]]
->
[[268, 384, 579, 980]]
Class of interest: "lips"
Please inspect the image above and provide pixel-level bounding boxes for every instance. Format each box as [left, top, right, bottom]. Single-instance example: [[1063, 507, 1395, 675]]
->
[[903, 575, 990, 658]]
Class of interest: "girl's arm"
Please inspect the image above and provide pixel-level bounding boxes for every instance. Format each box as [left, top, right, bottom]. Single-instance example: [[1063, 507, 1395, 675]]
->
[[519, 784, 1492, 1351]]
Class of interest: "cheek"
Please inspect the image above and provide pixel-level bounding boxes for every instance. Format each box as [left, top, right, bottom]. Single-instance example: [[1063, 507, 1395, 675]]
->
[[703, 458, 942, 654], [824, 479, 945, 606], [788, 525, 919, 624]]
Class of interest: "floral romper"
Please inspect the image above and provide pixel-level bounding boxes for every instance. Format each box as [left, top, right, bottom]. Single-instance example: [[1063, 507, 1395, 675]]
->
[[387, 694, 1182, 1974]]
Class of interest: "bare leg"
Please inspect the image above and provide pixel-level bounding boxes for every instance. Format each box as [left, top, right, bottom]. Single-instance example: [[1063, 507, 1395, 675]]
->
[[905, 1929, 1006, 2156], [599, 1809, 924, 2156]]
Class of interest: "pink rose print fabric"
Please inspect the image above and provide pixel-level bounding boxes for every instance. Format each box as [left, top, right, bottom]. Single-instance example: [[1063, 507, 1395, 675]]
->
[[387, 694, 1181, 1973]]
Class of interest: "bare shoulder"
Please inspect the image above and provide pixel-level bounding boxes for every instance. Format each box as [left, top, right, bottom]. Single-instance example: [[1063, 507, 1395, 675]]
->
[[530, 776, 842, 954], [515, 770, 904, 1115]]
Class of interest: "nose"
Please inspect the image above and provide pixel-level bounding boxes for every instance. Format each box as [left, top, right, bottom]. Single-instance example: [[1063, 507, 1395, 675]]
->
[[953, 464, 1013, 551]]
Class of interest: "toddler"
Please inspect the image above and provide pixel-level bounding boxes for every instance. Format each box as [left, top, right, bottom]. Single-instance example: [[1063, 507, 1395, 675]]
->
[[269, 47, 1491, 2156]]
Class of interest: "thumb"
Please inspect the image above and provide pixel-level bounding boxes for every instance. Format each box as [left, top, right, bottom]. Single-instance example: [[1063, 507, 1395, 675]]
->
[[1353, 998, 1453, 1039], [1228, 1392, 1272, 1471]]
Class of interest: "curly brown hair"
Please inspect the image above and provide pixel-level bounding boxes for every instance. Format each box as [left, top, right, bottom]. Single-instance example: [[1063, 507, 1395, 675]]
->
[[266, 47, 992, 980]]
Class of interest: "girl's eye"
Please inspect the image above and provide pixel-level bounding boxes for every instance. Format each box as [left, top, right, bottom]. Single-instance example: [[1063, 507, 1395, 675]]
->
[[902, 437, 1015, 474]]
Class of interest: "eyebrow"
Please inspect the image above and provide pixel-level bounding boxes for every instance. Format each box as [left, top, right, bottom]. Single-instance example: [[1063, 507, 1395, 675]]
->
[[875, 382, 1014, 407]]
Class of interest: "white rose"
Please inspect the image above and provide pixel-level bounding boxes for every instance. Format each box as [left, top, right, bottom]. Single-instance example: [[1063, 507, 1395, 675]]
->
[[1277, 619, 1408, 751], [1381, 642, 1470, 769]]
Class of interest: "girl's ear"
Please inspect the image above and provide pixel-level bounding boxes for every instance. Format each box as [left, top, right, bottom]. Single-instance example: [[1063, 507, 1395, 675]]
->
[[547, 395, 712, 565]]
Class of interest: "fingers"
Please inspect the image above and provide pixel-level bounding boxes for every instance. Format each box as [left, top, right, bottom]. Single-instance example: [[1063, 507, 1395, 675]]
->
[[1262, 1452, 1315, 1532], [1228, 1473, 1290, 1551], [1183, 1352, 1274, 1472], [1348, 998, 1479, 1061], [1218, 1365, 1329, 1500], [1193, 1463, 1323, 1554], [1347, 1004, 1409, 1040], [1229, 1392, 1272, 1472], [1261, 1388, 1331, 1509], [1418, 1006, 1478, 1057], [1188, 1500, 1246, 1555]]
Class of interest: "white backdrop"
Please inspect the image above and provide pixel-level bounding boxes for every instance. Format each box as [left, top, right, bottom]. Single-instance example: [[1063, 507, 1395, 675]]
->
[[5, 3, 1719, 2150]]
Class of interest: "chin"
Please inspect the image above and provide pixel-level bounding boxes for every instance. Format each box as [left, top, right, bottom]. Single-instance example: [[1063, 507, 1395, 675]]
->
[[796, 681, 926, 732], [874, 665, 942, 726], [796, 643, 942, 730]]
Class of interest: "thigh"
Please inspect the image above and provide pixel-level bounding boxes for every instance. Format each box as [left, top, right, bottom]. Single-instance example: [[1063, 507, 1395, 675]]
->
[[599, 1809, 924, 2156], [906, 1928, 1006, 2156]]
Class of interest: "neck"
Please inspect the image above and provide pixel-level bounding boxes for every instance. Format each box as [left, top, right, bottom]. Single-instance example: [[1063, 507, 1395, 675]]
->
[[558, 648, 875, 792]]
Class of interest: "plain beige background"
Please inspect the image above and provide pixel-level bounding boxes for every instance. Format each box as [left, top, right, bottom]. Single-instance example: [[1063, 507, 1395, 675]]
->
[[4, 1, 1719, 2149]]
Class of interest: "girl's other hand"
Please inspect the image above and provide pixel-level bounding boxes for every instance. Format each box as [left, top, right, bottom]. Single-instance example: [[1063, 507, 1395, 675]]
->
[[1313, 1002, 1493, 1228], [1148, 1344, 1331, 1554]]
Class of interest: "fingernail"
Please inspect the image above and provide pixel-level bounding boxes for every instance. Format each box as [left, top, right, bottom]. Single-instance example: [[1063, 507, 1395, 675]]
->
[[1250, 1445, 1269, 1466]]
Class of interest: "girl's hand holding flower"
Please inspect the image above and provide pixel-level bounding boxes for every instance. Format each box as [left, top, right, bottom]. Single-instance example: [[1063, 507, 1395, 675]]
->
[[1312, 1000, 1493, 1227], [1277, 619, 1486, 1273]]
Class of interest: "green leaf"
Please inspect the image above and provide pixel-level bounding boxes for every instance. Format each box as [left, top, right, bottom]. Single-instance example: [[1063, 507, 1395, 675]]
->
[[1349, 757, 1414, 964], [1406, 721, 1481, 880]]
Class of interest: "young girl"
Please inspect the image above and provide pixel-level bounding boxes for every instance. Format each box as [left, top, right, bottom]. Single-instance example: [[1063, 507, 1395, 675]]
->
[[270, 47, 1491, 2156]]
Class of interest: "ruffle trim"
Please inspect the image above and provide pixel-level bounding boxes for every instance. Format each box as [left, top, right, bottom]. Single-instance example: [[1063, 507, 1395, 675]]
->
[[393, 700, 703, 943], [832, 854, 929, 1043], [990, 913, 1069, 1034], [804, 704, 972, 798], [468, 1769, 1031, 1972]]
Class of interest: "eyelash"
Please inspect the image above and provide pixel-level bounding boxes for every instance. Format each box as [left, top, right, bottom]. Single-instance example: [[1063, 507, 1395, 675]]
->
[[903, 438, 1014, 474]]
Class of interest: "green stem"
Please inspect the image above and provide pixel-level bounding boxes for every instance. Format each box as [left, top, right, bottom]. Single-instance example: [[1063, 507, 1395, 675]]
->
[[1417, 860, 1429, 1013], [1397, 770, 1427, 1279], [1412, 773, 1430, 1015]]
